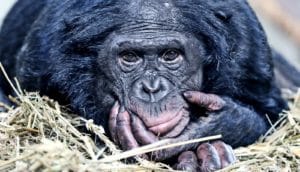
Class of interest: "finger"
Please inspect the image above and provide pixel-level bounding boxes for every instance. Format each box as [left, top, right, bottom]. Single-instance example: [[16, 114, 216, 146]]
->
[[131, 114, 158, 145], [117, 110, 139, 150], [174, 151, 199, 172], [184, 91, 225, 111], [151, 123, 200, 161], [211, 141, 236, 168], [108, 102, 120, 143], [151, 146, 179, 161], [212, 141, 236, 168], [226, 144, 237, 162], [150, 120, 205, 161], [197, 143, 222, 171]]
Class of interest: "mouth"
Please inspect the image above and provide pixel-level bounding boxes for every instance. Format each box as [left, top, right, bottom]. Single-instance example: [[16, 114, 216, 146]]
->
[[127, 94, 190, 138], [148, 108, 185, 135]]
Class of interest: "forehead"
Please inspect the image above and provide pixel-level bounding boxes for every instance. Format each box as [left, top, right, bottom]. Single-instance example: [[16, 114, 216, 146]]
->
[[119, 0, 184, 33], [127, 0, 180, 22], [108, 31, 192, 49]]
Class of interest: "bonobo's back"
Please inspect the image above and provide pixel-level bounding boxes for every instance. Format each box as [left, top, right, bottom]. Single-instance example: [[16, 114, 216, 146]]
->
[[1, 0, 299, 96], [0, 0, 298, 127], [0, 0, 299, 133], [0, 0, 300, 170], [0, 0, 46, 98]]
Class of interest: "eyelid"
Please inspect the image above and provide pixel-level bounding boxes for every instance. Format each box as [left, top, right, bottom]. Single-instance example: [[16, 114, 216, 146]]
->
[[160, 48, 183, 56], [118, 48, 144, 57], [119, 50, 138, 57]]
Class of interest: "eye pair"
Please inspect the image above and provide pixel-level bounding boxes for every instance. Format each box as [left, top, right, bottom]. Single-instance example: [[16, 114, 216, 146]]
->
[[119, 49, 183, 65]]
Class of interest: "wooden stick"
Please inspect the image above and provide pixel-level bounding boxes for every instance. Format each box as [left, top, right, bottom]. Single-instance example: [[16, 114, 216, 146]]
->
[[99, 135, 222, 163]]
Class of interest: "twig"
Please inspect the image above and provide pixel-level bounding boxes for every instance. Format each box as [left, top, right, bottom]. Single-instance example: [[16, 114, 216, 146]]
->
[[100, 135, 222, 163]]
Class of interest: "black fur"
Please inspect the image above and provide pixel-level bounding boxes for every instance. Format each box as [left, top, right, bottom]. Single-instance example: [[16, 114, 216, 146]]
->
[[0, 0, 296, 150]]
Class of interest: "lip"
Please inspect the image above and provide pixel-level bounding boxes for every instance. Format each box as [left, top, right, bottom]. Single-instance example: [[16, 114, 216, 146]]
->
[[163, 111, 190, 138], [148, 108, 185, 135]]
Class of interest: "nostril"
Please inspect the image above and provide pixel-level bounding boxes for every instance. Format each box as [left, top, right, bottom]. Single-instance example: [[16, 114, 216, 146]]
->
[[143, 86, 159, 94], [142, 84, 160, 94]]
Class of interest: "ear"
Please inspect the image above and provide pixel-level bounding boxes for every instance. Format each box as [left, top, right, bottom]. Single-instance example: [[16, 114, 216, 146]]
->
[[214, 10, 232, 22]]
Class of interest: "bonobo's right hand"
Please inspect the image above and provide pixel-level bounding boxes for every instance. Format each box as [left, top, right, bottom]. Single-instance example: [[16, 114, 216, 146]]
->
[[109, 102, 159, 151]]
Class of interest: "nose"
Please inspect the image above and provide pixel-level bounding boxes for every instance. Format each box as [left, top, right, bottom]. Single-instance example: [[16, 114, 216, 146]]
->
[[134, 77, 169, 102]]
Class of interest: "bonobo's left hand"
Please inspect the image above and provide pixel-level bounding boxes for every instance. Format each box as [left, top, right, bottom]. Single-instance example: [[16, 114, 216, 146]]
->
[[109, 91, 268, 170]]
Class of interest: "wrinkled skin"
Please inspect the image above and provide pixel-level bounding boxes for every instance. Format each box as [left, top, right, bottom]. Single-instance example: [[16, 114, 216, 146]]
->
[[1, 0, 297, 171]]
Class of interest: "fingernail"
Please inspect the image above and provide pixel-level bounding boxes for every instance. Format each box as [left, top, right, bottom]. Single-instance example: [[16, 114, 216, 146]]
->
[[113, 101, 120, 108], [183, 92, 192, 99], [119, 106, 125, 113]]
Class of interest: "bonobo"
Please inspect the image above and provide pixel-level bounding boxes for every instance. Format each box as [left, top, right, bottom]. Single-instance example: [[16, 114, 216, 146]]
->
[[0, 0, 299, 171]]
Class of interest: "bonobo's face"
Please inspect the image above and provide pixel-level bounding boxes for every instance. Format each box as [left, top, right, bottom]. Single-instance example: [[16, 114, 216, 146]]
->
[[101, 31, 204, 137]]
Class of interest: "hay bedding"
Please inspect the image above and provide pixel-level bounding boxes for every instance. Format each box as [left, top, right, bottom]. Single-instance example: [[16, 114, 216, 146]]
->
[[0, 66, 299, 171]]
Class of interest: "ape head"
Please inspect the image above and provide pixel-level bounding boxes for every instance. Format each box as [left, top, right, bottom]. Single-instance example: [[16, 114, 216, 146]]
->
[[15, 0, 285, 150], [101, 30, 206, 136]]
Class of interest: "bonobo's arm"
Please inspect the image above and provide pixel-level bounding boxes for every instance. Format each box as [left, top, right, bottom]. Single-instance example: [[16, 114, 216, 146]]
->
[[185, 91, 269, 147], [153, 92, 269, 160]]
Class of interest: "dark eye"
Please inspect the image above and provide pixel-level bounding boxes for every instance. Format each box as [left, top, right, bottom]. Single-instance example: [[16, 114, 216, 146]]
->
[[161, 49, 182, 63], [119, 51, 140, 64]]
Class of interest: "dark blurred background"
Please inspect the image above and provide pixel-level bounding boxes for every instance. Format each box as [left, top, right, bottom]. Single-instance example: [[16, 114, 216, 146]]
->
[[0, 0, 299, 67]]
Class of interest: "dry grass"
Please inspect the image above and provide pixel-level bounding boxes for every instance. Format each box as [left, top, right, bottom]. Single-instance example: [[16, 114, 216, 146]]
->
[[0, 65, 299, 171], [0, 91, 175, 172], [222, 91, 300, 171]]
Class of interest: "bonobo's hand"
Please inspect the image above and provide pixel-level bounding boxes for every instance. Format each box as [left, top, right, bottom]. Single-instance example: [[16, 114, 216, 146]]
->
[[108, 91, 239, 170], [108, 92, 226, 150], [183, 91, 226, 112], [109, 102, 138, 150], [151, 90, 268, 162], [109, 91, 267, 171], [109, 102, 159, 151], [174, 141, 236, 172]]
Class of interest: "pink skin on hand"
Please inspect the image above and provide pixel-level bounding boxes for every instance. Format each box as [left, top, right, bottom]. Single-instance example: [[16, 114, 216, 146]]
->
[[109, 91, 235, 170]]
